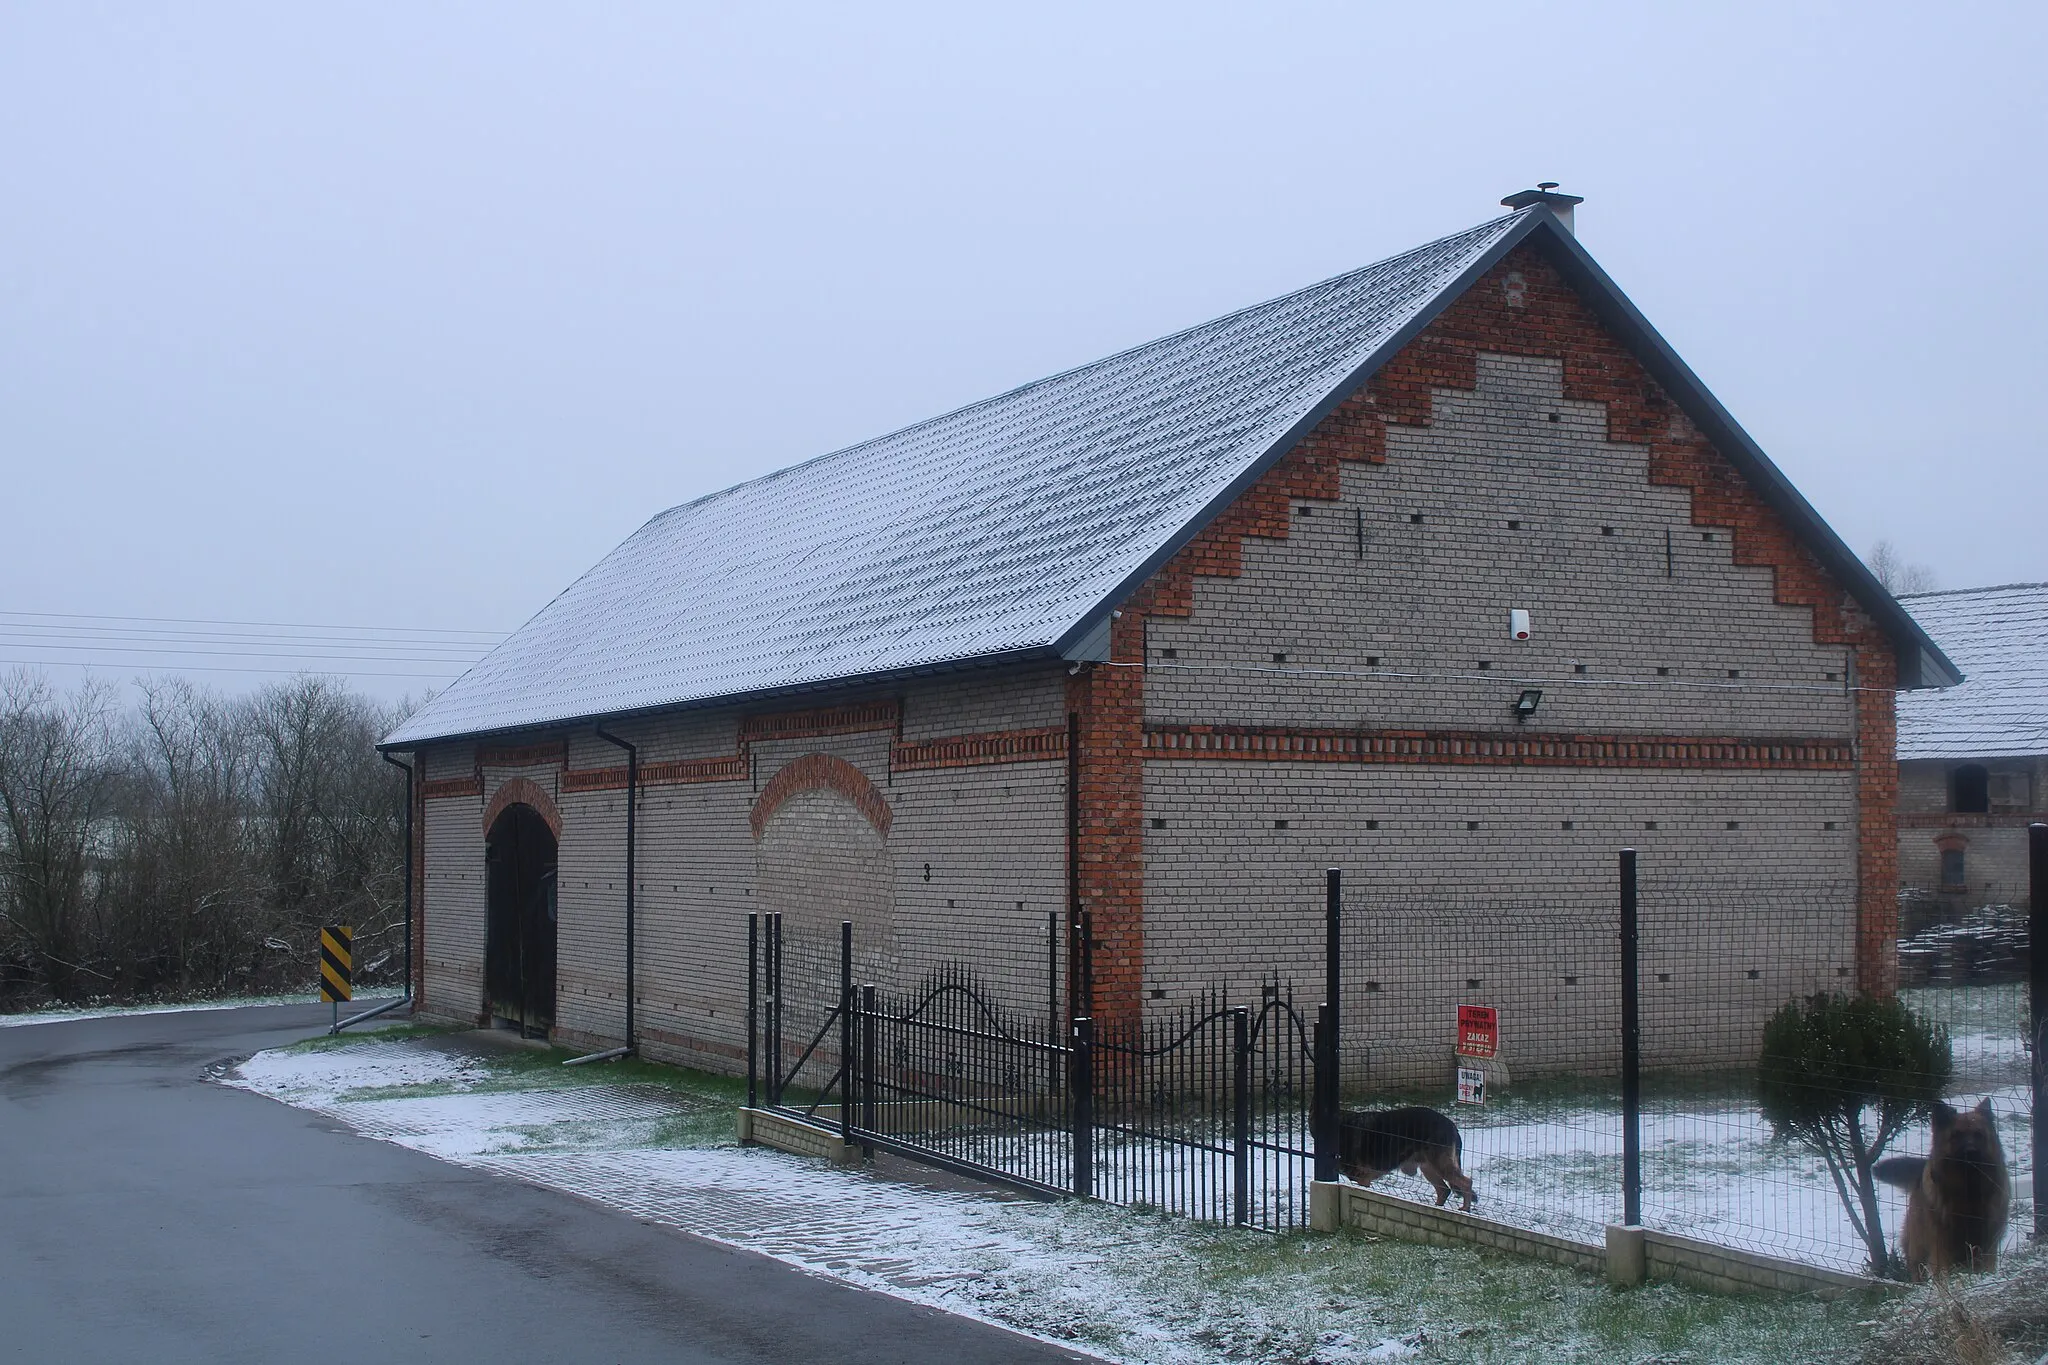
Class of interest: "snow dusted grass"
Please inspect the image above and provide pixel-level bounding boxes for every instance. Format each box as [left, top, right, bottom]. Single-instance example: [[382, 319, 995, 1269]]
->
[[228, 1031, 1882, 1364], [0, 988, 404, 1028], [1352, 992, 2033, 1275]]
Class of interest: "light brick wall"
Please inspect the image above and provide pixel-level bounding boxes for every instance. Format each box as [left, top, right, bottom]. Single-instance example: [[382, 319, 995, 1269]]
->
[[419, 760, 486, 1023], [1139, 353, 1864, 1085], [409, 661, 1072, 1068]]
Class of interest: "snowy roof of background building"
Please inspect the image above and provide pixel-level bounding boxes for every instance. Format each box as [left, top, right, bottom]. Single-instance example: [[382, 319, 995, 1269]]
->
[[385, 202, 1955, 748], [1897, 584, 2048, 759]]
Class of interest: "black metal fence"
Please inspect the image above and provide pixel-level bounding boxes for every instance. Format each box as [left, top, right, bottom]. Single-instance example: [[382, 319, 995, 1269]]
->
[[749, 909, 1331, 1229]]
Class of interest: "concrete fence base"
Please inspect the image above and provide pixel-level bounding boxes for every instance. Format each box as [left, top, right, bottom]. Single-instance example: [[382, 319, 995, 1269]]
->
[[1310, 1181, 1889, 1299], [737, 1107, 859, 1166], [733, 1112, 1889, 1301]]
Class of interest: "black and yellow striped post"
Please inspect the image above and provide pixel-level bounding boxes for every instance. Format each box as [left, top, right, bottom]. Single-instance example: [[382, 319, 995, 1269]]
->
[[319, 926, 352, 1029]]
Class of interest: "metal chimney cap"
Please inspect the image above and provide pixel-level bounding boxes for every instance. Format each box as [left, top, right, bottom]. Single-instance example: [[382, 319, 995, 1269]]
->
[[1501, 185, 1583, 235], [1501, 185, 1585, 211]]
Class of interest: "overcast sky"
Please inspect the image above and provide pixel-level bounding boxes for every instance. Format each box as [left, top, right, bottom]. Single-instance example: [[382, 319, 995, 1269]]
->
[[3, 2, 2042, 701]]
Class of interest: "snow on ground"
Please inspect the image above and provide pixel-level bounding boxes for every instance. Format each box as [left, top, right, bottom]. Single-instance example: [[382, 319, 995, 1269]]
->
[[0, 990, 403, 1028], [226, 1033, 1869, 1364]]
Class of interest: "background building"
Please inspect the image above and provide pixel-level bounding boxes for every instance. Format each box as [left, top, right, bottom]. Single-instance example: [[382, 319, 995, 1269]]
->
[[1896, 583, 2048, 915]]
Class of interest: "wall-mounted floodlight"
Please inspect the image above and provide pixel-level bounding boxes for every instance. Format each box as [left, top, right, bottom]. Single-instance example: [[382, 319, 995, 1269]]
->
[[1515, 689, 1543, 722]]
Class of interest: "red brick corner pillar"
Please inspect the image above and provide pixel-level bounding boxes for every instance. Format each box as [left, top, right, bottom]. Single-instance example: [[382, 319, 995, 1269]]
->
[[1854, 644, 1900, 996], [1066, 613, 1147, 1029]]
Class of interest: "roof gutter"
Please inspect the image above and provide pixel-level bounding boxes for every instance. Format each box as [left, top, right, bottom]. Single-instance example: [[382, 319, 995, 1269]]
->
[[378, 642, 1061, 752]]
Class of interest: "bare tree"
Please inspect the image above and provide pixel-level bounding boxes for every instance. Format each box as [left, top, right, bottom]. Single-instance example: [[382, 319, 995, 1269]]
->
[[0, 671, 121, 1001], [0, 670, 415, 1010], [1867, 539, 1938, 595], [104, 679, 262, 995]]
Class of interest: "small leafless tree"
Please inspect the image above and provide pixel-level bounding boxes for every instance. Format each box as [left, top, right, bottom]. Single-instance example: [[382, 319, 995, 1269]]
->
[[1867, 539, 1938, 595], [0, 671, 121, 999]]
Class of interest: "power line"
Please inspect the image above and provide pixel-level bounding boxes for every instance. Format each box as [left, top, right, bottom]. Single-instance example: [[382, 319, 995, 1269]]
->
[[0, 656, 463, 680], [0, 609, 506, 638], [0, 623, 501, 650], [0, 642, 485, 664]]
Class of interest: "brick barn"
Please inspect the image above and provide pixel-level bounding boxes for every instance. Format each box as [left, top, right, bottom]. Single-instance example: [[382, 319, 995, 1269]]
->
[[1895, 583, 2046, 910], [382, 189, 1958, 1084]]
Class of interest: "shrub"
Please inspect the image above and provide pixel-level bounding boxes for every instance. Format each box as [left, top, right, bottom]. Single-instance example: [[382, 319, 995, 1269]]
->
[[1758, 992, 1952, 1278]]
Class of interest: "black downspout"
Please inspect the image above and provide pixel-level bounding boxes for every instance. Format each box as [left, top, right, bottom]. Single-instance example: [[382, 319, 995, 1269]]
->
[[380, 753, 415, 1001], [593, 725, 638, 1054]]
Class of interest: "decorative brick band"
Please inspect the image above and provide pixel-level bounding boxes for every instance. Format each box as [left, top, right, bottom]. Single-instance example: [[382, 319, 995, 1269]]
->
[[739, 699, 900, 745], [484, 776, 562, 838], [750, 752, 893, 840], [477, 740, 567, 768], [1143, 724, 1854, 770], [892, 725, 1069, 770], [421, 776, 483, 800], [561, 754, 748, 793], [1900, 812, 2042, 829]]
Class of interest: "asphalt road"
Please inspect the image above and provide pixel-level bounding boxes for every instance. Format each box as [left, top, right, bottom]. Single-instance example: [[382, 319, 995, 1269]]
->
[[0, 1003, 1090, 1364]]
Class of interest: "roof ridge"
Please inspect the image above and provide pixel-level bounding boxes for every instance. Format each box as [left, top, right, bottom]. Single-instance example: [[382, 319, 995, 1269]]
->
[[647, 208, 1538, 525], [1898, 581, 2048, 600]]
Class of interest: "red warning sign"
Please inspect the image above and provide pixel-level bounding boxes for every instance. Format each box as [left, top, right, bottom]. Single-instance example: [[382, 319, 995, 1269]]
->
[[1457, 1005, 1498, 1059]]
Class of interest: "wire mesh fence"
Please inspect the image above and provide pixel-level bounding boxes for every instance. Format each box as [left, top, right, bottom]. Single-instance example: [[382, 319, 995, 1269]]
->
[[1339, 871, 2033, 1278], [746, 844, 2038, 1277]]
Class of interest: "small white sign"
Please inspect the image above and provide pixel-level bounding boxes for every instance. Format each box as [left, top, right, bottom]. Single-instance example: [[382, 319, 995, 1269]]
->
[[1457, 1067, 1487, 1105]]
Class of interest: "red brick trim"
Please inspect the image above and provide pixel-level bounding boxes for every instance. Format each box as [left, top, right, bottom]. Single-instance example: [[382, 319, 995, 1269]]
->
[[484, 776, 562, 839], [1067, 622, 1147, 1027], [1143, 724, 1854, 769], [562, 755, 747, 792], [892, 725, 1068, 770], [739, 700, 900, 745], [1901, 812, 2042, 829], [422, 776, 483, 800], [476, 740, 568, 768], [1932, 832, 1970, 853], [750, 752, 893, 839]]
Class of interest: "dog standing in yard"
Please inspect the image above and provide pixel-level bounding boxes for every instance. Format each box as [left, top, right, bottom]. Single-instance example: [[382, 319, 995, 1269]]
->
[[1874, 1098, 2010, 1280], [1336, 1106, 1476, 1211]]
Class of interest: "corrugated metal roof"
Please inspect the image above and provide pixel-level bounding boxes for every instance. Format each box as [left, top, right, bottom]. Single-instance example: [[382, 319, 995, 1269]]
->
[[1897, 584, 2048, 759], [386, 211, 1534, 746]]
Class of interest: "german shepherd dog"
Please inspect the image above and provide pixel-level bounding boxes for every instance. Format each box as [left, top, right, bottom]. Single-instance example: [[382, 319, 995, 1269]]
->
[[1874, 1098, 2011, 1280], [1337, 1106, 1476, 1211]]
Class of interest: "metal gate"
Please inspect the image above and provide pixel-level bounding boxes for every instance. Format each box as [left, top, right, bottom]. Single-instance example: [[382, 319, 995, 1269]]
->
[[747, 911, 1331, 1230]]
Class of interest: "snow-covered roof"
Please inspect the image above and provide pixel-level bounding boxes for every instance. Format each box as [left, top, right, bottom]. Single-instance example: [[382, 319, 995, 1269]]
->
[[1897, 584, 2048, 760], [386, 203, 1955, 749]]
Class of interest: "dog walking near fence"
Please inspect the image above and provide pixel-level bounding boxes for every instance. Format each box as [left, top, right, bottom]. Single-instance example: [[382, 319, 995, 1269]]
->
[[744, 828, 2043, 1282]]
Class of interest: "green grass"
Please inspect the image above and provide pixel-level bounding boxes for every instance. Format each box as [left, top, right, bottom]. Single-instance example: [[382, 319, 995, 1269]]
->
[[1099, 1210, 1884, 1364], [284, 1021, 465, 1052]]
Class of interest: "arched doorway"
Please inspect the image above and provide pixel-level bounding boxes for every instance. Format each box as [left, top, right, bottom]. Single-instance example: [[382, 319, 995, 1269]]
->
[[485, 804, 557, 1037]]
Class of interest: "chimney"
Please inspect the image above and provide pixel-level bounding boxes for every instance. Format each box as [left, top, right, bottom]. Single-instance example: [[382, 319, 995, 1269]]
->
[[1501, 184, 1584, 235]]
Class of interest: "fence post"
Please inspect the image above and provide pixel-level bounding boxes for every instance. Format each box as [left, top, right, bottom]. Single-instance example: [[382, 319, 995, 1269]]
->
[[839, 919, 854, 1149], [2031, 822, 2045, 1241], [1048, 910, 1062, 1098], [1313, 867, 1341, 1185], [861, 983, 877, 1160], [1620, 848, 1642, 1227], [1072, 1016, 1094, 1198], [746, 913, 758, 1109], [1233, 1006, 1251, 1226], [1313, 1003, 1337, 1182], [768, 913, 783, 1108]]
